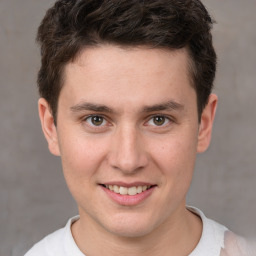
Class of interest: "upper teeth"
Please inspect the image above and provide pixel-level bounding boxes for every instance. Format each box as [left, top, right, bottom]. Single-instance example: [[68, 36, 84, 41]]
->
[[106, 185, 150, 195]]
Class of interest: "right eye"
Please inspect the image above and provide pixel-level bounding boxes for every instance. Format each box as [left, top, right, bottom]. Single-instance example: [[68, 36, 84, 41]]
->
[[85, 115, 107, 127]]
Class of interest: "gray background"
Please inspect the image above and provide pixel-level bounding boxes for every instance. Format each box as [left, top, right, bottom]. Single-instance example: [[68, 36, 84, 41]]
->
[[0, 0, 255, 255]]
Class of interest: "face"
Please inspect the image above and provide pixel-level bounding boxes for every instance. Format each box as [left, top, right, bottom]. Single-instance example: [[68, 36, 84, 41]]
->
[[39, 45, 217, 238]]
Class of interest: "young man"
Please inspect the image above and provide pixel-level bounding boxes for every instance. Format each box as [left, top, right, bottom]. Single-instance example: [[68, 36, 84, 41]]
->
[[25, 0, 254, 255]]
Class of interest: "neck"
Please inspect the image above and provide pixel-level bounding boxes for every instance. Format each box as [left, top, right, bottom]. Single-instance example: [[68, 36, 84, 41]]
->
[[72, 205, 202, 256]]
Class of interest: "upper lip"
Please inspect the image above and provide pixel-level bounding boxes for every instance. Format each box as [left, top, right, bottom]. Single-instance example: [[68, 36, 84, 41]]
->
[[100, 181, 155, 188]]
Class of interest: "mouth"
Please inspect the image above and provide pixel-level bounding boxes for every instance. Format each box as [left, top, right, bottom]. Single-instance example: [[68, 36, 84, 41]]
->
[[100, 184, 155, 196]]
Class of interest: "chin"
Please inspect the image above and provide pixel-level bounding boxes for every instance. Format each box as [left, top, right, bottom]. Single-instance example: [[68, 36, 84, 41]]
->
[[103, 213, 158, 238], [109, 225, 153, 238]]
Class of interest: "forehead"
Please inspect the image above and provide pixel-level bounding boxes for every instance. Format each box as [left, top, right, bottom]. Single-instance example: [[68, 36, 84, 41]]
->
[[72, 45, 191, 77], [60, 45, 196, 111]]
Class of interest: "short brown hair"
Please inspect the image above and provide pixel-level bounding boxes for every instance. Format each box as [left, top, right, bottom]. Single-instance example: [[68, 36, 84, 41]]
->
[[37, 0, 216, 123]]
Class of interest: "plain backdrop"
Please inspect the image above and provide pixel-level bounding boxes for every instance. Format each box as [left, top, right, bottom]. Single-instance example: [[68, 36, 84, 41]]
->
[[0, 0, 255, 255]]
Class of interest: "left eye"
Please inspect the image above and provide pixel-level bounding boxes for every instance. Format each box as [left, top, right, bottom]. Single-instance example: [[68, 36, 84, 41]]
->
[[85, 116, 106, 126], [147, 116, 170, 126]]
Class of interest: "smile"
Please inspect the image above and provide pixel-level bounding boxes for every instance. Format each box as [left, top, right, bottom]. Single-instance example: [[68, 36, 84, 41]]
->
[[102, 184, 153, 196]]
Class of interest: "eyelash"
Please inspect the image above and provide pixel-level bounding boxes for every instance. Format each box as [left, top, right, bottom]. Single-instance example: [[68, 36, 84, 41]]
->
[[84, 115, 172, 124], [82, 114, 175, 133], [146, 115, 172, 127], [83, 115, 108, 128]]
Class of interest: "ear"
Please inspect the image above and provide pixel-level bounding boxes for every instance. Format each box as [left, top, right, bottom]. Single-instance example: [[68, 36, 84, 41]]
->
[[38, 98, 60, 156], [197, 94, 218, 153]]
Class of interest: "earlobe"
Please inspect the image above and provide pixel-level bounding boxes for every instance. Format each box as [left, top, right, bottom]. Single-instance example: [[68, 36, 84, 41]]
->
[[38, 98, 60, 156], [197, 94, 218, 153]]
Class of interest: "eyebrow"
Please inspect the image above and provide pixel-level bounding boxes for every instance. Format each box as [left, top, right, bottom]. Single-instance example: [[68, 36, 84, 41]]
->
[[142, 100, 184, 112], [70, 102, 113, 113], [70, 100, 184, 114]]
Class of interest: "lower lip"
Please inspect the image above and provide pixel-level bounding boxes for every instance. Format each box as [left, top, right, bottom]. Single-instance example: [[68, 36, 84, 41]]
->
[[101, 186, 155, 206]]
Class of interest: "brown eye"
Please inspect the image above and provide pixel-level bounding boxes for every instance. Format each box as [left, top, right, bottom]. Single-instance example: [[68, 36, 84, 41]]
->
[[86, 116, 106, 126], [153, 116, 166, 126]]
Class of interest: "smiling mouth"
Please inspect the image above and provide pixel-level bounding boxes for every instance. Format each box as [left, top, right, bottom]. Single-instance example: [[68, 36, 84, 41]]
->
[[101, 184, 154, 196]]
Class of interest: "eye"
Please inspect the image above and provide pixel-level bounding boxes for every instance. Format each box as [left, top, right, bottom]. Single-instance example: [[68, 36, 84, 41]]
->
[[147, 116, 170, 126], [85, 115, 107, 127]]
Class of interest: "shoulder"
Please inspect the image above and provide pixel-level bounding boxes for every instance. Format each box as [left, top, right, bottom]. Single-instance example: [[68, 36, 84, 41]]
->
[[188, 206, 256, 256], [24, 216, 81, 256], [25, 228, 65, 256], [220, 231, 256, 256], [188, 206, 228, 256]]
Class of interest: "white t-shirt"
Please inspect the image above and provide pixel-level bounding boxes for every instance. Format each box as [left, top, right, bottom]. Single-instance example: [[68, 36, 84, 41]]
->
[[24, 207, 251, 256]]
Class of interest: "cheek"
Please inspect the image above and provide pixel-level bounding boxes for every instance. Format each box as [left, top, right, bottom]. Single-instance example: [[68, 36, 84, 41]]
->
[[150, 132, 198, 188], [58, 134, 107, 185], [58, 136, 110, 208]]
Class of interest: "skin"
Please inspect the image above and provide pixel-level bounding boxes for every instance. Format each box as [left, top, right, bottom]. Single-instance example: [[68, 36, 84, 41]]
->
[[39, 45, 217, 256]]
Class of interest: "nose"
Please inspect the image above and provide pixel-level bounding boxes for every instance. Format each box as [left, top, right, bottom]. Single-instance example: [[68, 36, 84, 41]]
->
[[107, 125, 148, 174]]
